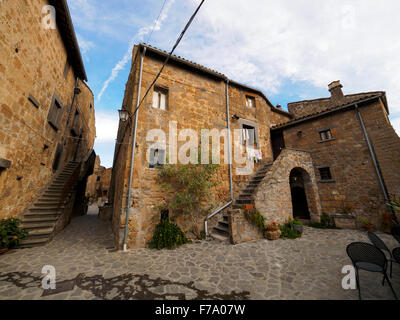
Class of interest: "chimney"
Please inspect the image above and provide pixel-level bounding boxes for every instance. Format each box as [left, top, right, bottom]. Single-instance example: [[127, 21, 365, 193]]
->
[[328, 80, 344, 104]]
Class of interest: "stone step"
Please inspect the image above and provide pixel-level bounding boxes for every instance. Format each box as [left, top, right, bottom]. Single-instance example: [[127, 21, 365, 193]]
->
[[235, 199, 254, 205], [29, 206, 63, 212], [22, 216, 59, 224], [33, 201, 60, 207], [213, 226, 229, 237], [24, 211, 60, 219], [25, 228, 53, 237], [210, 232, 229, 242], [21, 222, 55, 230], [218, 221, 229, 228], [20, 236, 50, 248], [232, 204, 243, 209], [222, 214, 229, 222]]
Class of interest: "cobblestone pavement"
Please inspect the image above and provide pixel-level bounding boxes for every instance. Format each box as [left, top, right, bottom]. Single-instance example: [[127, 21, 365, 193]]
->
[[0, 215, 399, 300]]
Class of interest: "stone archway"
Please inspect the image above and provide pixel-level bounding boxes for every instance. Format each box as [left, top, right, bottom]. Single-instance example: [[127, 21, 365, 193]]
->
[[254, 148, 322, 225], [290, 167, 313, 220]]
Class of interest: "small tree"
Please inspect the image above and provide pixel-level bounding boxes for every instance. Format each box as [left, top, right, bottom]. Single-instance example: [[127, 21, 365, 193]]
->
[[157, 162, 219, 238]]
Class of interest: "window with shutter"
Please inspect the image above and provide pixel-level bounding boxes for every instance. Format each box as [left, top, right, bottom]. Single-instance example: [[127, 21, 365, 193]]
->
[[152, 87, 168, 110], [47, 94, 63, 131], [246, 96, 256, 108]]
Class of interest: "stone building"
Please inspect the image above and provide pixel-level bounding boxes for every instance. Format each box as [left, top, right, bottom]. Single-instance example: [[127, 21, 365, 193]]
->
[[86, 156, 112, 204], [0, 0, 96, 246], [109, 43, 399, 249]]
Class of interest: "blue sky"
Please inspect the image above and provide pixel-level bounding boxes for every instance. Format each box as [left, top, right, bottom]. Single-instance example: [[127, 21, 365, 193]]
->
[[67, 0, 400, 168]]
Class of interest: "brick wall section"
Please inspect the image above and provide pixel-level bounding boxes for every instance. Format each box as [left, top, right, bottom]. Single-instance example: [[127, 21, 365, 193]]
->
[[0, 0, 95, 218], [281, 99, 398, 228], [358, 98, 400, 200], [110, 45, 291, 249]]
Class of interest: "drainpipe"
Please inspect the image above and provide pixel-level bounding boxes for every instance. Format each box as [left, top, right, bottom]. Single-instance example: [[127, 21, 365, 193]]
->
[[204, 79, 234, 236], [355, 104, 395, 219], [122, 47, 146, 251]]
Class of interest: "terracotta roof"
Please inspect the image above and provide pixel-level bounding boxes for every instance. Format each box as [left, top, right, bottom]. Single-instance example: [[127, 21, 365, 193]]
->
[[271, 92, 386, 130], [139, 43, 293, 118], [49, 0, 87, 81]]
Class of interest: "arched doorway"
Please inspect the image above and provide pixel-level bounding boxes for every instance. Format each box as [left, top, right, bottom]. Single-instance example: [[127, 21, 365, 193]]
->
[[290, 168, 311, 220]]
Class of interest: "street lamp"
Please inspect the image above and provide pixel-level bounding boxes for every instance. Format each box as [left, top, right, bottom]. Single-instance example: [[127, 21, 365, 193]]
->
[[118, 109, 131, 122]]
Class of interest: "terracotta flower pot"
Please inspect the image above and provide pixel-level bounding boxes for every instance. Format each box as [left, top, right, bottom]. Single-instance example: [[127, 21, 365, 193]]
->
[[245, 204, 254, 210], [265, 230, 281, 240]]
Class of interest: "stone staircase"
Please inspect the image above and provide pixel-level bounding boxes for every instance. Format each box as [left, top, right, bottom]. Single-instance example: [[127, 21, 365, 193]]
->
[[20, 161, 80, 248], [210, 161, 273, 242]]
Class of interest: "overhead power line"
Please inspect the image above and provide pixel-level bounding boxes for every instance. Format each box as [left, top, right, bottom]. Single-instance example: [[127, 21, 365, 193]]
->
[[146, 0, 168, 44], [132, 0, 206, 117]]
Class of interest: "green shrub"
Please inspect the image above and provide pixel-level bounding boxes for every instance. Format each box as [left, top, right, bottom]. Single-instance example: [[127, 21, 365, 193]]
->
[[293, 218, 302, 226], [0, 218, 28, 249], [149, 219, 190, 250], [244, 209, 265, 233], [279, 221, 301, 239]]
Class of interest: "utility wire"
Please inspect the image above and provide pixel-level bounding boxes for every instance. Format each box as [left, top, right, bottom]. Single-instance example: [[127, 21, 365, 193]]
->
[[132, 0, 206, 117], [145, 0, 168, 44]]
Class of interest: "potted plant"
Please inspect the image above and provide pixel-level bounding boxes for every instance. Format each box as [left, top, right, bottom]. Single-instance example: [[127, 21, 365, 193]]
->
[[359, 217, 374, 232], [341, 206, 352, 215], [265, 222, 281, 240], [0, 218, 28, 253]]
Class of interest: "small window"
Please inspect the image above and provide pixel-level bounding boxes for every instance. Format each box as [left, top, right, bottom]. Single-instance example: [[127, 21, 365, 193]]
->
[[47, 94, 63, 131], [246, 96, 256, 108], [319, 129, 333, 141], [152, 87, 168, 110], [63, 59, 70, 79], [241, 124, 257, 146], [319, 167, 332, 181], [149, 148, 166, 168], [71, 109, 80, 136]]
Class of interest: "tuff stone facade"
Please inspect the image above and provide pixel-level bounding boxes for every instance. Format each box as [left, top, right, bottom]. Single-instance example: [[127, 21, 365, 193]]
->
[[110, 44, 399, 249], [86, 156, 112, 204], [0, 1, 96, 222], [109, 44, 291, 249], [275, 83, 400, 229]]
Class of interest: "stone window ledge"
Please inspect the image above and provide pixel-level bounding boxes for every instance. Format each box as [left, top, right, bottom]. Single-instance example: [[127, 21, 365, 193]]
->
[[318, 138, 336, 144]]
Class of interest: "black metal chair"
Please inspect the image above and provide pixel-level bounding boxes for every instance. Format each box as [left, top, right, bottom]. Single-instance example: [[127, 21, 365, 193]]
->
[[367, 231, 397, 278], [392, 225, 400, 245], [393, 247, 400, 264], [346, 242, 398, 300]]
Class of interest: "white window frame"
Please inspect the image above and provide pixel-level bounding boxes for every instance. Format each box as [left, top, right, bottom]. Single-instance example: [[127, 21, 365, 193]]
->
[[152, 87, 168, 110]]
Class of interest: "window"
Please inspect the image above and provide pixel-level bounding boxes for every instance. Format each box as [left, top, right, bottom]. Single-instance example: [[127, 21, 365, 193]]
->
[[152, 87, 168, 110], [246, 96, 256, 108], [71, 109, 80, 136], [28, 94, 40, 109], [149, 148, 166, 168], [241, 124, 257, 146], [63, 59, 70, 79], [319, 129, 333, 141], [319, 167, 332, 181], [47, 94, 63, 131]]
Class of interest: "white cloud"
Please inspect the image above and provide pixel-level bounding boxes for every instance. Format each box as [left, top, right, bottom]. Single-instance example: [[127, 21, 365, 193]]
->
[[97, 0, 176, 101], [176, 0, 400, 112], [391, 116, 400, 136], [77, 34, 95, 54], [95, 111, 119, 143]]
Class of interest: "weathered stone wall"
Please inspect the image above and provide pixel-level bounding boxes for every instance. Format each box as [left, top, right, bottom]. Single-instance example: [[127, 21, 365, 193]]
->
[[110, 45, 291, 249], [254, 148, 322, 224], [229, 209, 264, 244], [0, 0, 95, 219], [282, 100, 396, 229], [86, 156, 112, 203]]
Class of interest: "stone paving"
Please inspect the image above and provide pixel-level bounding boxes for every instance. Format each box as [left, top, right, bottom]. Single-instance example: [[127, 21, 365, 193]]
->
[[0, 215, 399, 300]]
